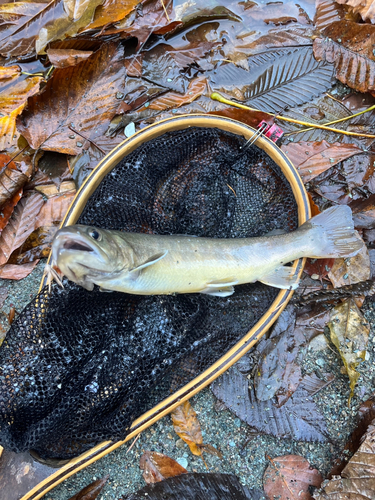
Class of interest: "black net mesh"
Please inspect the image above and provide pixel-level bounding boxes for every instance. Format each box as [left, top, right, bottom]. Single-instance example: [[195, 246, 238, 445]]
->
[[0, 127, 298, 460]]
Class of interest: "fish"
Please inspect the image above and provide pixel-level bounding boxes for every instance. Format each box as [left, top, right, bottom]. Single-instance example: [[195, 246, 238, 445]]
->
[[46, 205, 363, 297]]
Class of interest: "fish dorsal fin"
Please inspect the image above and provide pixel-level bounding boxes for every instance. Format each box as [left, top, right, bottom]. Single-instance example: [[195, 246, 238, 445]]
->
[[259, 266, 299, 290], [130, 250, 168, 274]]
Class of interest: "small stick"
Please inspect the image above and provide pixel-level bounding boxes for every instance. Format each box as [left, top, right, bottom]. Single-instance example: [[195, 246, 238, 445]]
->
[[126, 433, 141, 454], [3, 145, 28, 168], [210, 93, 375, 138], [160, 0, 170, 22], [68, 126, 106, 154]]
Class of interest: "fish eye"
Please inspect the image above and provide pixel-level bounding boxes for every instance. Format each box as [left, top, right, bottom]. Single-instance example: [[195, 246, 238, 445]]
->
[[89, 229, 101, 241]]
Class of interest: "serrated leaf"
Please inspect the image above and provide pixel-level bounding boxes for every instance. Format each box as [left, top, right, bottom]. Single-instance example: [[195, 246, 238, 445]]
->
[[328, 243, 370, 288], [0, 260, 39, 279], [0, 154, 31, 210], [0, 192, 44, 265], [336, 0, 375, 24], [171, 401, 204, 457], [211, 364, 329, 442], [140, 451, 187, 484], [67, 475, 109, 500], [314, 0, 358, 32], [124, 473, 263, 500], [313, 20, 375, 93], [264, 455, 322, 500], [238, 27, 314, 54]]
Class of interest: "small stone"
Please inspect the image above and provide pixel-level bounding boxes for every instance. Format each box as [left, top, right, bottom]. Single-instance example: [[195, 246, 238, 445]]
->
[[76, 141, 83, 147], [311, 273, 319, 280], [176, 439, 185, 449], [176, 457, 188, 468], [124, 122, 136, 138], [315, 358, 325, 367], [116, 92, 124, 99], [69, 134, 75, 139]]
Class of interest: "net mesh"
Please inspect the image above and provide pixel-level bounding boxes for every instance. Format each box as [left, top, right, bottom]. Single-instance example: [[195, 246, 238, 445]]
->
[[0, 127, 298, 460]]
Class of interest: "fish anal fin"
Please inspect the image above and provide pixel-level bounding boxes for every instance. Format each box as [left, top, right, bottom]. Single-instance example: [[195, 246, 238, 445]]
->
[[259, 266, 299, 290], [201, 285, 235, 297], [130, 250, 168, 274]]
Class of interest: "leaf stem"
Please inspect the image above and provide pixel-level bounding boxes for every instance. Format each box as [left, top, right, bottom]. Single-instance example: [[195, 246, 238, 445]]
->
[[160, 0, 170, 22], [210, 93, 375, 138], [286, 104, 375, 136]]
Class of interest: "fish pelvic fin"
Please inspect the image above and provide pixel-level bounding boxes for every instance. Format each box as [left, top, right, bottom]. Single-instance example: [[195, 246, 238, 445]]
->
[[259, 266, 300, 290], [200, 278, 238, 296], [300, 205, 363, 259]]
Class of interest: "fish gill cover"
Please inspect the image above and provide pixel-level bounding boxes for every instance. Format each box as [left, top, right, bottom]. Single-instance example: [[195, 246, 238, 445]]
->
[[0, 127, 298, 459]]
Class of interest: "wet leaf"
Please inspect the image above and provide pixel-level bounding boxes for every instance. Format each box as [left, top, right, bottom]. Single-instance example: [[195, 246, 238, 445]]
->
[[0, 260, 39, 280], [264, 455, 322, 500], [210, 46, 334, 113], [342, 153, 375, 194], [0, 0, 104, 58], [314, 0, 358, 31], [313, 20, 375, 93], [34, 181, 75, 227], [123, 473, 263, 500], [12, 225, 57, 264], [38, 152, 72, 188], [0, 75, 42, 150], [46, 48, 93, 68], [85, 0, 141, 30], [0, 192, 44, 265], [18, 43, 126, 155], [0, 189, 23, 232], [350, 193, 375, 229], [336, 0, 375, 24], [300, 373, 335, 396], [328, 243, 370, 288], [212, 364, 329, 442], [238, 27, 314, 55], [0, 154, 31, 210], [140, 451, 187, 484], [328, 300, 370, 403], [67, 475, 109, 500], [314, 419, 375, 499], [210, 107, 271, 129], [281, 140, 362, 183], [171, 401, 204, 457]]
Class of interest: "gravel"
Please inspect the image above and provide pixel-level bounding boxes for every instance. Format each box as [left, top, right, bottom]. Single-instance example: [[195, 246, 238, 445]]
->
[[1, 261, 375, 499]]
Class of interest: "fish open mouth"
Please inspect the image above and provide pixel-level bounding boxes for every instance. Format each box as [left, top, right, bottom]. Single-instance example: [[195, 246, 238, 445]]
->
[[63, 240, 94, 252]]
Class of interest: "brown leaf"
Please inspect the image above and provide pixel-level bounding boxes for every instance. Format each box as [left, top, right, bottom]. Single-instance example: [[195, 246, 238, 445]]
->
[[18, 43, 126, 155], [0, 260, 39, 280], [0, 189, 23, 232], [34, 181, 76, 228], [313, 20, 375, 93], [336, 0, 375, 23], [328, 299, 370, 403], [12, 225, 57, 264], [328, 242, 370, 288], [0, 0, 104, 58], [68, 475, 109, 500], [342, 153, 375, 194], [0, 75, 42, 150], [85, 0, 141, 30], [47, 48, 93, 68], [264, 455, 322, 500], [140, 451, 187, 484], [314, 0, 359, 31], [0, 192, 44, 265], [171, 401, 204, 456], [314, 419, 375, 499], [0, 154, 31, 210], [350, 193, 375, 229], [300, 373, 335, 396], [281, 140, 362, 183]]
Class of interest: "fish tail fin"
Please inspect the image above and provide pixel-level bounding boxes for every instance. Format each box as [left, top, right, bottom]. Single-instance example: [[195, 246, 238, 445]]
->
[[300, 205, 363, 258]]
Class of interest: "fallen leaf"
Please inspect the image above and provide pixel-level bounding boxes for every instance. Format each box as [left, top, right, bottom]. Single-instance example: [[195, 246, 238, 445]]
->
[[328, 299, 370, 403], [0, 192, 44, 265], [314, 419, 375, 499], [34, 181, 76, 228], [350, 193, 375, 229], [330, 396, 375, 476], [313, 20, 375, 93], [210, 107, 271, 129], [0, 189, 23, 233], [212, 366, 329, 442], [123, 473, 263, 500], [67, 475, 109, 500], [342, 154, 375, 194], [37, 151, 73, 189], [0, 75, 43, 150], [210, 46, 334, 112], [238, 27, 314, 55], [85, 0, 140, 30], [18, 43, 126, 155], [264, 455, 322, 500], [46, 48, 93, 68], [328, 242, 370, 288], [281, 140, 362, 183], [171, 401, 204, 457], [140, 451, 187, 484], [314, 0, 359, 31], [0, 154, 31, 210], [300, 373, 335, 396], [0, 66, 21, 83], [0, 260, 39, 280], [12, 225, 58, 264], [336, 0, 375, 23], [0, 0, 104, 58]]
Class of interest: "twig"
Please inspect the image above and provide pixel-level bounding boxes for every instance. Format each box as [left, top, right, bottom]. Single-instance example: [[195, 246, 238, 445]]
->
[[3, 145, 28, 168], [68, 126, 106, 154], [210, 93, 375, 138], [286, 104, 375, 136], [126, 433, 141, 454], [160, 0, 170, 22]]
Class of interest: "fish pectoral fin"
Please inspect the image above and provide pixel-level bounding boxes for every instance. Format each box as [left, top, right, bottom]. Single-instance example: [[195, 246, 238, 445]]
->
[[130, 250, 168, 274], [201, 285, 235, 297], [200, 278, 238, 297], [259, 266, 299, 290]]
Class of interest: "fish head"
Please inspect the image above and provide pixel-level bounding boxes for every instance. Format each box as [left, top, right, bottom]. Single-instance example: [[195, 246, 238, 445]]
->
[[50, 225, 124, 289]]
